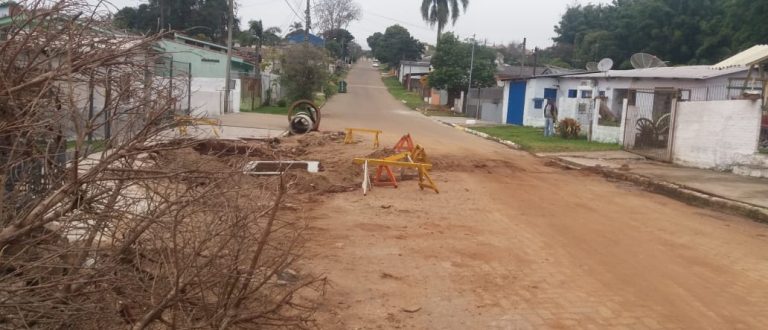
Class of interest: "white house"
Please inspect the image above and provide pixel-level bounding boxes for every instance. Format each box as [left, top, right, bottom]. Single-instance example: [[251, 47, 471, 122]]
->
[[398, 61, 431, 84]]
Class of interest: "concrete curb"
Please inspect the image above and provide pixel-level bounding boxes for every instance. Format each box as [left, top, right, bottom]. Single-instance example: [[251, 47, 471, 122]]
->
[[433, 118, 768, 224], [553, 157, 768, 224], [434, 120, 522, 150]]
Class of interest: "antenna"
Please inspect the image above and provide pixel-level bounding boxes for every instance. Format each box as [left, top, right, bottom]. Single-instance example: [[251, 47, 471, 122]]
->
[[586, 62, 599, 72], [597, 58, 614, 72], [630, 53, 667, 69]]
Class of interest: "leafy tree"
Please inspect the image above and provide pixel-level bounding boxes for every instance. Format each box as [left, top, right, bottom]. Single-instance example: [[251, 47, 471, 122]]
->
[[281, 44, 329, 101], [429, 33, 495, 106], [262, 27, 283, 46], [112, 0, 238, 43], [367, 25, 424, 68], [421, 0, 469, 42], [322, 28, 354, 59], [366, 32, 383, 53], [549, 0, 768, 68], [289, 21, 304, 33]]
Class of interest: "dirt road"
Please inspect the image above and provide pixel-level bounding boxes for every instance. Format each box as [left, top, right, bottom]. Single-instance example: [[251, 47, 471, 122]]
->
[[302, 61, 768, 329]]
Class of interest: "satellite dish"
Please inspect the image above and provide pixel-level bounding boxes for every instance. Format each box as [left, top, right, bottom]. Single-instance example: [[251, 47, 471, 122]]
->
[[586, 62, 599, 72], [630, 53, 667, 69], [597, 58, 614, 72]]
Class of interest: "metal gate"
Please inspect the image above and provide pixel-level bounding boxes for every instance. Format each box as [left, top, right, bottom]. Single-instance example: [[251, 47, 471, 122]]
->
[[622, 88, 678, 161]]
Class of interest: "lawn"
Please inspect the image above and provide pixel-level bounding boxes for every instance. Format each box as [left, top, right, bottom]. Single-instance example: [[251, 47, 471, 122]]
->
[[241, 105, 290, 115], [422, 108, 467, 117], [381, 76, 425, 110], [474, 125, 622, 153]]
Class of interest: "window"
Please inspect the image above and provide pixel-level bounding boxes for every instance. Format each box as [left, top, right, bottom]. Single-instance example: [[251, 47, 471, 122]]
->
[[568, 89, 577, 98], [598, 90, 606, 97], [202, 58, 220, 63], [533, 98, 544, 109], [581, 90, 593, 98]]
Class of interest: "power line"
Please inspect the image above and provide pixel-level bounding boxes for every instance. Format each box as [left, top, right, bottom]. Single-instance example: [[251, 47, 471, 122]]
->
[[282, 0, 303, 21], [362, 10, 434, 32]]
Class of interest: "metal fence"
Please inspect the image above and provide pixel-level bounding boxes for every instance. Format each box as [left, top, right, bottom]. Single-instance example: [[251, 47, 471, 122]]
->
[[623, 89, 678, 161]]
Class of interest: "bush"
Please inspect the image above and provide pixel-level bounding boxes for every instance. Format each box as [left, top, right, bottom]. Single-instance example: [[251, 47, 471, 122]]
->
[[557, 118, 582, 139], [277, 99, 287, 107], [281, 44, 329, 102]]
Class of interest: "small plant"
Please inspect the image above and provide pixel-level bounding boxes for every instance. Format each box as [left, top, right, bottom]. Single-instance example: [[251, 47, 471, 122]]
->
[[277, 99, 288, 107], [557, 118, 582, 139], [263, 87, 272, 105]]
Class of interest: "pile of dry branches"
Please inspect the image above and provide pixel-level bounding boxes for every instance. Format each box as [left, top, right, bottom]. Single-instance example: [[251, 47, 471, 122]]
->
[[0, 1, 322, 328]]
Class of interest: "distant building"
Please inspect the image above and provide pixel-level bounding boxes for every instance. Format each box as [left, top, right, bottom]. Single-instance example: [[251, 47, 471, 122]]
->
[[285, 32, 325, 48]]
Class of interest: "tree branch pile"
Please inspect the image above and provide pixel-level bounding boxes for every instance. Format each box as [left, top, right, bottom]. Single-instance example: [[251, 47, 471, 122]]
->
[[0, 1, 323, 328]]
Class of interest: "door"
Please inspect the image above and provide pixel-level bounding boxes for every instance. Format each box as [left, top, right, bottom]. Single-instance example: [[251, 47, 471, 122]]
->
[[506, 81, 526, 125]]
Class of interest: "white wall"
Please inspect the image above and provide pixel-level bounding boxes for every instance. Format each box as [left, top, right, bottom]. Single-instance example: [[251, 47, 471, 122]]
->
[[672, 99, 762, 170], [189, 78, 241, 118], [398, 64, 430, 83], [501, 81, 510, 124], [556, 79, 595, 132], [522, 78, 558, 127], [589, 98, 624, 144]]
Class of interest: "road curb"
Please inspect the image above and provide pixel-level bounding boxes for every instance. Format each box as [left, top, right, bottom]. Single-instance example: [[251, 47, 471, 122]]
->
[[552, 157, 768, 224], [435, 120, 522, 150], [435, 118, 768, 224]]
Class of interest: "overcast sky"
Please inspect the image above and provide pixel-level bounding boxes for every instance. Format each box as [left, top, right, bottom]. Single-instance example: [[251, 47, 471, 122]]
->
[[104, 0, 611, 49]]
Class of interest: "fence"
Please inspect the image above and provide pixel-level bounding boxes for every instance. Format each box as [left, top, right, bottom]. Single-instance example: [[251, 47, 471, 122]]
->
[[465, 87, 504, 120], [240, 74, 261, 111], [622, 89, 678, 161]]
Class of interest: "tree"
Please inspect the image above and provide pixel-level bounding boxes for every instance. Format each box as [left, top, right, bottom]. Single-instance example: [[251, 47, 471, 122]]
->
[[1, 1, 324, 327], [314, 0, 361, 33], [323, 28, 355, 59], [549, 0, 767, 68], [289, 21, 304, 33], [112, 0, 238, 44], [262, 26, 283, 46], [429, 33, 495, 106], [281, 44, 330, 101], [367, 25, 424, 68], [421, 0, 469, 42]]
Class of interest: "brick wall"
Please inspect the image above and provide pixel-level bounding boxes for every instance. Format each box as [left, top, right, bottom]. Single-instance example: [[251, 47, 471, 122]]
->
[[672, 100, 762, 170]]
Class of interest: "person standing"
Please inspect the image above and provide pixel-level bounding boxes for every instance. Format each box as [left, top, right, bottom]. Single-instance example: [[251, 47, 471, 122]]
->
[[543, 98, 558, 137]]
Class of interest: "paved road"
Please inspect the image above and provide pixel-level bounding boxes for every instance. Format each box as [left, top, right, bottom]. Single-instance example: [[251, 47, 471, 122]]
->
[[302, 61, 768, 329]]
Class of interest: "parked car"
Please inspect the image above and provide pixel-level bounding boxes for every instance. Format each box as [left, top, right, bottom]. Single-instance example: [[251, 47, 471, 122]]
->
[[372, 62, 380, 68]]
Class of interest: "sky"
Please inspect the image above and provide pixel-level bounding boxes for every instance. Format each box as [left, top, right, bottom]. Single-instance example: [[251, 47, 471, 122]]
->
[[103, 0, 612, 49]]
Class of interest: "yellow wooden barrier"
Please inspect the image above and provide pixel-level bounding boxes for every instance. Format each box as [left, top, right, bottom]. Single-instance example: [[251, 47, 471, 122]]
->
[[176, 116, 221, 137], [353, 158, 438, 193], [344, 128, 382, 148]]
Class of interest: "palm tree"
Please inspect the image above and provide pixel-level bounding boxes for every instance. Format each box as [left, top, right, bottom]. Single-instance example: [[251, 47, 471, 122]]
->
[[421, 0, 469, 42], [249, 20, 264, 48]]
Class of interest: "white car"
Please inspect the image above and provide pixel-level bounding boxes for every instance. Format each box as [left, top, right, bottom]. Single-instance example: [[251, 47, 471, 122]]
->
[[372, 62, 380, 68]]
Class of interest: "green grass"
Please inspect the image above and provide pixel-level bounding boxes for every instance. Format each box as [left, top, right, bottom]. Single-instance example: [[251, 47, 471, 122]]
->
[[474, 126, 622, 153], [241, 105, 289, 115], [382, 76, 425, 110], [422, 109, 467, 117], [66, 139, 107, 152]]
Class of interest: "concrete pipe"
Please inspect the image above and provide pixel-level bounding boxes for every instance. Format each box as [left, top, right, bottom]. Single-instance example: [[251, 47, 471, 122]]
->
[[290, 113, 315, 135]]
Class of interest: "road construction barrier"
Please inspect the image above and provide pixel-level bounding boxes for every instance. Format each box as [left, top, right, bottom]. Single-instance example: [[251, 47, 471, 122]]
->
[[394, 134, 415, 152], [344, 128, 382, 148], [353, 158, 438, 194], [175, 116, 221, 137]]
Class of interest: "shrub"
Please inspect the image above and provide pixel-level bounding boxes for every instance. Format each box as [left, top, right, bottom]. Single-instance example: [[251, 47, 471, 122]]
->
[[557, 118, 582, 139], [277, 99, 287, 107], [280, 44, 329, 102]]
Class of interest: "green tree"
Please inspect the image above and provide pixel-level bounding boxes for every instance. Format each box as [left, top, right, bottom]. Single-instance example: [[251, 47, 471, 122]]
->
[[421, 0, 469, 42], [322, 28, 355, 59], [281, 44, 329, 101], [262, 27, 283, 46], [367, 25, 424, 68], [429, 33, 495, 106], [112, 0, 238, 43]]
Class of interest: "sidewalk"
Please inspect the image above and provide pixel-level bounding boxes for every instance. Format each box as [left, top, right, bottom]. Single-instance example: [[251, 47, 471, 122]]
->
[[541, 150, 768, 212]]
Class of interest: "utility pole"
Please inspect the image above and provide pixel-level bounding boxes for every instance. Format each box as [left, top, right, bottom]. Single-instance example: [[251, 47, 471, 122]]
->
[[223, 0, 234, 114], [304, 0, 311, 44], [465, 34, 476, 114], [520, 37, 526, 74]]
